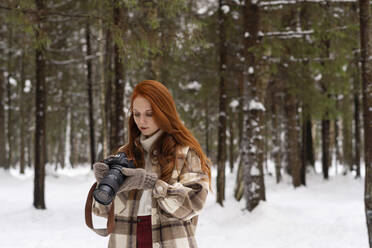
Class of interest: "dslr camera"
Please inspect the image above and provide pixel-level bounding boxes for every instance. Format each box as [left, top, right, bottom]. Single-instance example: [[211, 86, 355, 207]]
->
[[93, 152, 135, 205]]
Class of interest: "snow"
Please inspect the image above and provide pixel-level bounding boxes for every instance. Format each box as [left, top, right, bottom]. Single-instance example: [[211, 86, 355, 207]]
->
[[221, 5, 230, 14], [24, 80, 32, 93], [9, 77, 17, 86], [315, 73, 322, 81], [0, 163, 367, 248], [197, 6, 208, 15], [180, 81, 202, 91], [229, 99, 239, 108], [249, 99, 266, 111]]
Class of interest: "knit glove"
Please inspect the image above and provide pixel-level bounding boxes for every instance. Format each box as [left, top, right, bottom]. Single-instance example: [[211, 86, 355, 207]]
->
[[119, 167, 158, 191], [93, 162, 109, 183]]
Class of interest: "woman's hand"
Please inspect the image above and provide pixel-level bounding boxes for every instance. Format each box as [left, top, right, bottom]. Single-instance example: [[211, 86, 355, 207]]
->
[[119, 167, 158, 191], [93, 162, 109, 183]]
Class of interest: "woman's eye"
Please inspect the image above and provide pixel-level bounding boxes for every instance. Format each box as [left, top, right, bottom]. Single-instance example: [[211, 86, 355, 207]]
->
[[134, 113, 140, 117], [146, 113, 153, 117]]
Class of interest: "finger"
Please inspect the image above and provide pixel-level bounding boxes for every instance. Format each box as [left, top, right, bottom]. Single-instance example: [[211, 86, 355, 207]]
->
[[121, 167, 136, 176], [93, 162, 109, 172]]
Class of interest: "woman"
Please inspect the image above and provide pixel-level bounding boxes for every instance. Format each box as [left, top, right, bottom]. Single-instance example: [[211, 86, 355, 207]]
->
[[92, 80, 211, 248]]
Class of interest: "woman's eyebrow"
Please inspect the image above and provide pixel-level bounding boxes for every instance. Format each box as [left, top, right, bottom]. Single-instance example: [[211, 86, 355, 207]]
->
[[133, 108, 152, 112]]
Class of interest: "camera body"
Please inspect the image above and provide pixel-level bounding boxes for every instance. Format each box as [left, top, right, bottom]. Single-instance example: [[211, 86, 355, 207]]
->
[[93, 153, 136, 205]]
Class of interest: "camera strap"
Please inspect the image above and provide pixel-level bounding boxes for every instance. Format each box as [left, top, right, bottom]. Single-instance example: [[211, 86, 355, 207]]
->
[[85, 182, 115, 236]]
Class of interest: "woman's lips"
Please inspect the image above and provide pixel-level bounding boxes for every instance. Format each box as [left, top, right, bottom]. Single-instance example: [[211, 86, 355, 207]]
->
[[140, 127, 148, 130]]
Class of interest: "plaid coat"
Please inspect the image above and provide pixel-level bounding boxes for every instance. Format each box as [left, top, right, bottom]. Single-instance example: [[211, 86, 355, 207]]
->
[[92, 146, 209, 248]]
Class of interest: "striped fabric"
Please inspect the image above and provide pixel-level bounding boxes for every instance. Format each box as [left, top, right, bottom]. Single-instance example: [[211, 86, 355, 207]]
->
[[92, 146, 209, 248]]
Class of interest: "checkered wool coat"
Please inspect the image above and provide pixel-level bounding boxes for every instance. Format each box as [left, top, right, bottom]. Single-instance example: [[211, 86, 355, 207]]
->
[[92, 146, 209, 248]]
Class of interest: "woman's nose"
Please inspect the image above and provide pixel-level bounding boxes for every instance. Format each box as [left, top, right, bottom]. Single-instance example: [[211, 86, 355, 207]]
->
[[139, 116, 147, 125]]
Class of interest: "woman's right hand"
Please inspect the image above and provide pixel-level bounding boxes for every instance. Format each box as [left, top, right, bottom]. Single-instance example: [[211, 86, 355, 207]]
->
[[93, 162, 109, 183]]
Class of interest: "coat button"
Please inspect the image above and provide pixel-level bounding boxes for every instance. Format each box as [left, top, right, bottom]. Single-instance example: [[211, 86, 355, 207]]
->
[[157, 186, 163, 192], [153, 242, 160, 248]]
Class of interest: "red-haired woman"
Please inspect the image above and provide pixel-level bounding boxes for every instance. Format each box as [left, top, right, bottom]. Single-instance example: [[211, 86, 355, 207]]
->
[[92, 80, 211, 248]]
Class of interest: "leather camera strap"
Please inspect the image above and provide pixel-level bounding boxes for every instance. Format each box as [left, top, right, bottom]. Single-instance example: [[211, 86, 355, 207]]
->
[[85, 182, 115, 236]]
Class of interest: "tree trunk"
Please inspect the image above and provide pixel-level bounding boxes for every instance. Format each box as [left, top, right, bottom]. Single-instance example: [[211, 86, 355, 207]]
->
[[353, 66, 361, 178], [6, 26, 13, 168], [70, 110, 77, 167], [238, 72, 244, 144], [216, 0, 228, 206], [204, 96, 210, 157], [229, 110, 235, 173], [112, 1, 126, 151], [86, 21, 96, 168], [143, 0, 160, 80], [342, 92, 353, 173], [334, 105, 341, 174], [33, 0, 47, 210], [271, 81, 282, 184], [19, 52, 26, 174], [322, 118, 330, 180], [0, 71, 5, 168], [301, 109, 312, 185], [234, 71, 245, 200], [359, 0, 372, 245], [242, 0, 267, 211], [285, 90, 301, 187], [99, 19, 109, 159]]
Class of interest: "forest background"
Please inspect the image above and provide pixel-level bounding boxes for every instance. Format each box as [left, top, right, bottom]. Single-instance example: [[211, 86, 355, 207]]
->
[[0, 0, 371, 247]]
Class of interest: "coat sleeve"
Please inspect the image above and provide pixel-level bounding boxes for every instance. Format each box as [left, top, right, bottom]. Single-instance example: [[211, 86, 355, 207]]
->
[[152, 148, 209, 221]]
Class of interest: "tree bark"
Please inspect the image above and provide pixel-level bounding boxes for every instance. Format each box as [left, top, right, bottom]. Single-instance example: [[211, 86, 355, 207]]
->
[[6, 25, 13, 169], [285, 90, 301, 187], [334, 102, 341, 174], [301, 111, 314, 185], [342, 92, 353, 173], [19, 52, 26, 174], [359, 0, 372, 245], [112, 0, 126, 151], [216, 0, 228, 206], [242, 0, 267, 211], [353, 62, 361, 178], [34, 0, 47, 210], [86, 21, 96, 168], [204, 96, 210, 157], [271, 81, 282, 184], [99, 19, 109, 159], [229, 110, 235, 173], [322, 118, 330, 179], [0, 71, 5, 168], [143, 0, 160, 80], [234, 68, 245, 200]]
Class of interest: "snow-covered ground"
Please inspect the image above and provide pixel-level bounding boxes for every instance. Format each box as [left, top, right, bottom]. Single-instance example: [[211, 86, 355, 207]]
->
[[0, 163, 367, 248]]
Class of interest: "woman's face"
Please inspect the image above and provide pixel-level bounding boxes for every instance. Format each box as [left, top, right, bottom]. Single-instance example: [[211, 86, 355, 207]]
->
[[133, 96, 160, 137]]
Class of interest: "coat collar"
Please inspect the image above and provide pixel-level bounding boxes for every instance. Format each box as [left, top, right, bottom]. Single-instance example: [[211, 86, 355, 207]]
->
[[139, 129, 163, 153]]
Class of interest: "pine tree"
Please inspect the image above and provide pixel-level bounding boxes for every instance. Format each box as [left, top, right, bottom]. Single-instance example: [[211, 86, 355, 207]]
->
[[359, 0, 372, 245]]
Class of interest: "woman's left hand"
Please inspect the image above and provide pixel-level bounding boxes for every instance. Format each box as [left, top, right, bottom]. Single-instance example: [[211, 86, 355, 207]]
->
[[119, 167, 158, 191]]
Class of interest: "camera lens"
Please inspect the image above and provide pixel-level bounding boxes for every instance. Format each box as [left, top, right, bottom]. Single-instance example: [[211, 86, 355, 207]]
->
[[93, 185, 114, 205]]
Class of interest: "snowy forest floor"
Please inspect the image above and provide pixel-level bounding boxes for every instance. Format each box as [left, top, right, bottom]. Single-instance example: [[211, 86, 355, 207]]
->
[[0, 162, 367, 248]]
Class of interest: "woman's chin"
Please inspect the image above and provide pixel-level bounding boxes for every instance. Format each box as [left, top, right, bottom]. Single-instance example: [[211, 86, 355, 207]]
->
[[142, 129, 160, 138]]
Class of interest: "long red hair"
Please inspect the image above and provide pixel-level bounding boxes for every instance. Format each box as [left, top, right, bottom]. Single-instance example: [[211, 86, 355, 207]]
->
[[117, 80, 211, 186]]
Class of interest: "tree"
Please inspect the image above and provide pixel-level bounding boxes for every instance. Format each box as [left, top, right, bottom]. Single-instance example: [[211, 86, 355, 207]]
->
[[33, 0, 47, 209], [242, 0, 267, 211], [216, 0, 228, 206], [0, 71, 5, 167], [359, 0, 372, 246], [112, 0, 126, 151], [85, 20, 96, 167]]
